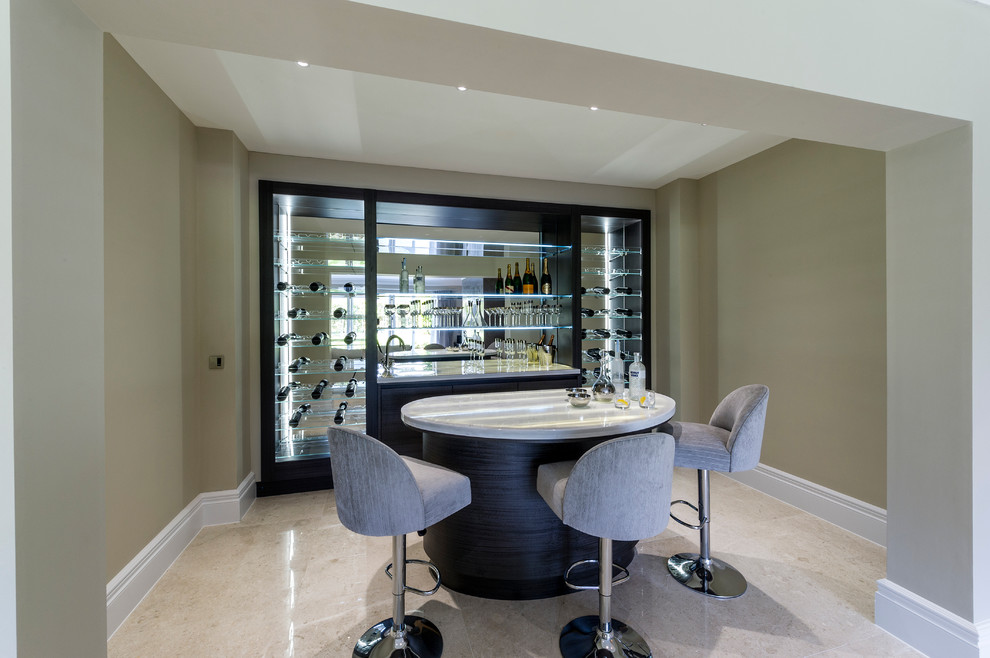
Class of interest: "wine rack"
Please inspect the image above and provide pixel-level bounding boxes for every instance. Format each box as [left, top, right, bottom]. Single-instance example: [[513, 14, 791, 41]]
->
[[579, 214, 648, 387]]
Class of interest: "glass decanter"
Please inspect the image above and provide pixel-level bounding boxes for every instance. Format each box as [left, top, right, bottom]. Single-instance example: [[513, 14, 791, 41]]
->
[[591, 354, 616, 402]]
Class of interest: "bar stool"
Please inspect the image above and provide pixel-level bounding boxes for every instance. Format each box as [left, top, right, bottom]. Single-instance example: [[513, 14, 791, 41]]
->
[[537, 433, 675, 658], [665, 384, 769, 599], [328, 426, 471, 658]]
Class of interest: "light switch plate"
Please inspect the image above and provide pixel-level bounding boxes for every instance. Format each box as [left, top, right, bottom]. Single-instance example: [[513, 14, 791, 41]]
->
[[209, 355, 224, 369]]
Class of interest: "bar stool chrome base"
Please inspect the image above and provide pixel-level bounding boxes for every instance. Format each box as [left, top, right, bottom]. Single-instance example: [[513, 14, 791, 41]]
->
[[666, 553, 747, 599], [559, 615, 652, 658], [353, 616, 443, 658]]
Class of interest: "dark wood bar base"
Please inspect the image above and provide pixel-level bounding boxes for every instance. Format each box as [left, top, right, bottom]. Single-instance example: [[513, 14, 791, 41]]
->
[[422, 430, 636, 600]]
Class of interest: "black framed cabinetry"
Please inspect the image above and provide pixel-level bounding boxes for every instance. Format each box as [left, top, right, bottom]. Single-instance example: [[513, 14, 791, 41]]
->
[[258, 180, 650, 495]]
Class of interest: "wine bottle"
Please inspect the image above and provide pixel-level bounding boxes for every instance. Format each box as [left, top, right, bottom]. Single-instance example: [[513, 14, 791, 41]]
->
[[311, 332, 330, 346], [276, 281, 290, 291], [399, 257, 409, 293], [276, 332, 302, 346], [585, 348, 603, 360], [580, 328, 589, 340], [311, 379, 329, 399], [540, 258, 552, 295], [512, 262, 522, 294], [580, 308, 597, 318], [495, 267, 504, 294], [276, 382, 302, 401], [614, 328, 633, 339], [345, 378, 358, 398], [332, 307, 347, 319], [343, 282, 354, 293], [343, 331, 357, 345], [580, 286, 610, 295], [522, 258, 536, 294], [289, 403, 311, 428], [333, 355, 349, 372], [309, 281, 327, 292], [592, 328, 612, 339], [333, 401, 348, 425], [619, 350, 635, 361], [287, 307, 308, 318], [614, 308, 634, 316], [287, 356, 311, 373], [614, 286, 634, 295], [504, 263, 514, 294]]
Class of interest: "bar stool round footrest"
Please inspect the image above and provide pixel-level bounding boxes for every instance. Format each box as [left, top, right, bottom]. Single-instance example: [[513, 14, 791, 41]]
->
[[669, 499, 707, 531], [385, 559, 442, 596], [353, 615, 443, 658], [667, 552, 747, 599], [563, 558, 630, 591], [559, 614, 653, 658]]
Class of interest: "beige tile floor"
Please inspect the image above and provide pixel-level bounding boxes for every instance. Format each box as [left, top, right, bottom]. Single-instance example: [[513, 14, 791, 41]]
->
[[108, 468, 922, 657]]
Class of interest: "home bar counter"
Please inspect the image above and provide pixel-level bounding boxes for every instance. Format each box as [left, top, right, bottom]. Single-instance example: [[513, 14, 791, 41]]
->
[[401, 388, 675, 599]]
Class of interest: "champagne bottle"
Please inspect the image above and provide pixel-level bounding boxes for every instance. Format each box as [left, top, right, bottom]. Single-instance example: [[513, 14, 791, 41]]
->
[[343, 282, 354, 293], [276, 382, 302, 401], [580, 286, 610, 295], [332, 307, 347, 319], [495, 267, 504, 294], [614, 308, 634, 316], [333, 401, 348, 425], [287, 307, 308, 318], [276, 332, 302, 346], [309, 281, 327, 292], [399, 257, 409, 293], [343, 331, 357, 345], [311, 332, 330, 346], [580, 308, 597, 318], [333, 355, 349, 372], [311, 379, 329, 399], [614, 328, 633, 339], [345, 378, 358, 398], [289, 403, 311, 428], [614, 286, 634, 295], [540, 258, 552, 295], [522, 258, 535, 294], [512, 262, 522, 294], [287, 356, 311, 373], [546, 334, 555, 348], [504, 263, 514, 294]]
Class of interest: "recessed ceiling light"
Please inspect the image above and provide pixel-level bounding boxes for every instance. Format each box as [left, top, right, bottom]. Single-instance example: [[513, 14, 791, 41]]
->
[[589, 106, 599, 111], [457, 86, 468, 91], [297, 61, 310, 68]]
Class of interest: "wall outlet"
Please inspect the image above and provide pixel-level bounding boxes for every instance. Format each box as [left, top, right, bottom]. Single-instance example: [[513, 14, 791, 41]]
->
[[209, 355, 224, 369]]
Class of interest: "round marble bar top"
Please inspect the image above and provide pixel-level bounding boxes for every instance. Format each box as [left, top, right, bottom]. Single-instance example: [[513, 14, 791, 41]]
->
[[401, 388, 676, 440]]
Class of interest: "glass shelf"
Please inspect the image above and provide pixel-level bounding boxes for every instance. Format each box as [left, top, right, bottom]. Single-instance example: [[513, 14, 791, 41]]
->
[[580, 246, 642, 257], [283, 392, 368, 404], [280, 405, 367, 421], [377, 325, 572, 332], [276, 338, 366, 347], [275, 258, 365, 269], [378, 239, 571, 258], [275, 312, 367, 321], [581, 292, 642, 298], [582, 335, 643, 342], [281, 359, 367, 376], [378, 291, 570, 300], [582, 313, 643, 320], [274, 231, 365, 246], [274, 285, 361, 295], [581, 268, 642, 277]]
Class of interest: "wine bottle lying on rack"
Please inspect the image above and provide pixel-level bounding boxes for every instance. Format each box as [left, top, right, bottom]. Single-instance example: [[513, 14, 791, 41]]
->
[[276, 281, 290, 291], [287, 308, 308, 318], [333, 356, 349, 372], [580, 308, 597, 318], [333, 401, 347, 425], [613, 286, 635, 295], [311, 379, 329, 399], [289, 403, 311, 428], [584, 348, 615, 361], [276, 332, 302, 346], [614, 308, 635, 316], [332, 307, 347, 319], [343, 331, 357, 345], [590, 329, 611, 339], [614, 328, 633, 338], [343, 282, 354, 293], [580, 286, 610, 295], [287, 356, 311, 373], [345, 378, 358, 398], [311, 332, 330, 346], [276, 382, 302, 401], [309, 281, 327, 292]]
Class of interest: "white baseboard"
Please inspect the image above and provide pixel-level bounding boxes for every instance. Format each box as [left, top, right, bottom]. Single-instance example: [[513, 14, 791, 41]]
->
[[876, 578, 990, 657], [725, 462, 887, 546], [106, 473, 256, 640]]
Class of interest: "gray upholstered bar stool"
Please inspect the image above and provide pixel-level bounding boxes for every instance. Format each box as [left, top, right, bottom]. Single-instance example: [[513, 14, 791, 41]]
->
[[327, 426, 471, 658], [665, 384, 769, 599], [537, 433, 675, 658]]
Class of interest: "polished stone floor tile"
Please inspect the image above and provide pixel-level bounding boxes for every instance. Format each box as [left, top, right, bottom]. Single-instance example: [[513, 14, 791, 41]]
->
[[108, 468, 922, 657]]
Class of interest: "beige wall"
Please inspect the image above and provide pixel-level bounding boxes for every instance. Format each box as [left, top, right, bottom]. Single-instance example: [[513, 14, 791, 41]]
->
[[104, 35, 199, 579], [660, 139, 887, 508], [11, 0, 106, 654]]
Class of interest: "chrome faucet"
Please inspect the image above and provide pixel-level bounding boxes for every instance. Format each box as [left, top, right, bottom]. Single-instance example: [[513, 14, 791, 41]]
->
[[381, 334, 406, 377]]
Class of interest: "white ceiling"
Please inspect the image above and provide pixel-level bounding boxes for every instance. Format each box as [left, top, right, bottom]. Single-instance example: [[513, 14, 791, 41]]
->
[[74, 0, 962, 189]]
